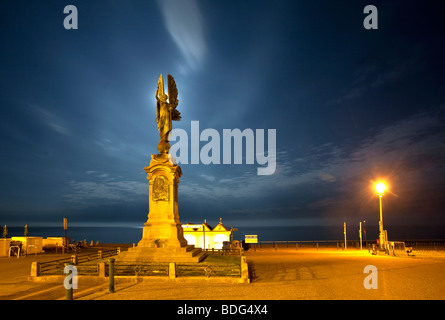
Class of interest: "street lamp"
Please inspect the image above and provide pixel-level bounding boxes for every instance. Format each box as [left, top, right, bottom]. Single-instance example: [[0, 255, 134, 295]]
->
[[375, 182, 386, 250], [375, 182, 386, 196]]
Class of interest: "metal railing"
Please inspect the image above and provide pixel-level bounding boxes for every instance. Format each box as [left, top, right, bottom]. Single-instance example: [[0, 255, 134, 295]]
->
[[404, 240, 445, 251], [110, 263, 169, 277], [202, 248, 243, 255], [176, 263, 241, 277], [253, 240, 371, 251], [38, 249, 119, 275]]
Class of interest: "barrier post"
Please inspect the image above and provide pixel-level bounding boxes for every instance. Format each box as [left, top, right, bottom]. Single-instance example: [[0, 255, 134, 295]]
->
[[31, 261, 40, 277], [108, 258, 115, 293], [65, 262, 74, 300], [169, 262, 176, 279]]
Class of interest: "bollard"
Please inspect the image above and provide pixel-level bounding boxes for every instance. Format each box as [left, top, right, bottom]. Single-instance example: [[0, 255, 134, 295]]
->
[[316, 243, 319, 251], [169, 262, 176, 279], [98, 250, 103, 259], [71, 254, 78, 265], [98, 262, 106, 277], [108, 258, 115, 293], [241, 256, 249, 283], [65, 262, 74, 300], [296, 243, 298, 251], [31, 262, 40, 277]]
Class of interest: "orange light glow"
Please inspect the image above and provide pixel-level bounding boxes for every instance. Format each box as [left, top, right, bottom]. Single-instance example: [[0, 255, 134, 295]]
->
[[375, 182, 386, 196]]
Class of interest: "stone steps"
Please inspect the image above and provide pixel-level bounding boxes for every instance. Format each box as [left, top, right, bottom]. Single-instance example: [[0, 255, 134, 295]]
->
[[116, 245, 208, 263]]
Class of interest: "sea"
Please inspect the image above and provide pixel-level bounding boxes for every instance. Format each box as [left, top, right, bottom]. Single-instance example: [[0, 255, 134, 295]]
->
[[4, 225, 445, 244]]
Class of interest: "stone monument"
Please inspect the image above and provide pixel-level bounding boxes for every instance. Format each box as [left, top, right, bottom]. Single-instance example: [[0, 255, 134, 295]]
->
[[116, 74, 206, 263]]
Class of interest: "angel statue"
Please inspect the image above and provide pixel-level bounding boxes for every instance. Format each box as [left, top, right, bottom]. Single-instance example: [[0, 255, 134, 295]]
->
[[155, 74, 181, 154]]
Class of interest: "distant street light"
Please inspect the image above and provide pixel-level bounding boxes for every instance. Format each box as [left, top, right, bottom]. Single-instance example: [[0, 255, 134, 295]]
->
[[375, 182, 387, 250]]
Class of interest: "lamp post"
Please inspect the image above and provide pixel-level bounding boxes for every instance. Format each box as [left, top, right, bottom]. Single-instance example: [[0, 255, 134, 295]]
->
[[203, 219, 206, 251], [363, 220, 367, 244], [375, 182, 386, 250]]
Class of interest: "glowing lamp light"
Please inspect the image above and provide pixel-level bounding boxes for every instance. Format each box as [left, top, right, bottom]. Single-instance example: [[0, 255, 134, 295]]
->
[[375, 182, 386, 196]]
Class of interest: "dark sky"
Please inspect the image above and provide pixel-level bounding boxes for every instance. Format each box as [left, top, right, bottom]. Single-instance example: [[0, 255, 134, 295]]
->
[[1, 1, 444, 234]]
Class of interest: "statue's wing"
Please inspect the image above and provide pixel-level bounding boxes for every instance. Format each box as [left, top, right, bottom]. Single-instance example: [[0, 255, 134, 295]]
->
[[167, 74, 179, 108], [171, 108, 181, 121], [167, 74, 181, 121]]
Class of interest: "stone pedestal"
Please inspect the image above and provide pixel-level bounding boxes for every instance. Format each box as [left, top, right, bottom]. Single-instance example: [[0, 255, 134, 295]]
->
[[116, 153, 206, 263]]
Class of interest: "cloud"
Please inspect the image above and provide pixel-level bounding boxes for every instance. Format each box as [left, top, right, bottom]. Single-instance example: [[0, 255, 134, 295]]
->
[[347, 110, 444, 171], [178, 107, 445, 224], [157, 0, 207, 73], [31, 104, 69, 135], [200, 174, 216, 182], [59, 108, 445, 225], [64, 179, 147, 207], [293, 108, 445, 221], [332, 48, 424, 105], [319, 173, 336, 182]]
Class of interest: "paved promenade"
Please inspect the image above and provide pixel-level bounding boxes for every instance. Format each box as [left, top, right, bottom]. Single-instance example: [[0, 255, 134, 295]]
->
[[1, 247, 445, 300]]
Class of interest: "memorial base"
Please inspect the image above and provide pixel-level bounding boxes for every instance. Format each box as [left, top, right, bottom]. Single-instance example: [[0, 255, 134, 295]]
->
[[116, 153, 206, 264]]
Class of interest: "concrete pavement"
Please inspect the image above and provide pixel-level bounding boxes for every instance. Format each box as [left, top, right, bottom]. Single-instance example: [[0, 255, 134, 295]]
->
[[1, 247, 444, 300], [96, 248, 445, 300]]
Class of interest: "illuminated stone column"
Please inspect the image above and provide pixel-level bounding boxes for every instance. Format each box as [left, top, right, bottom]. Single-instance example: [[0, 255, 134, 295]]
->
[[138, 153, 188, 248]]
